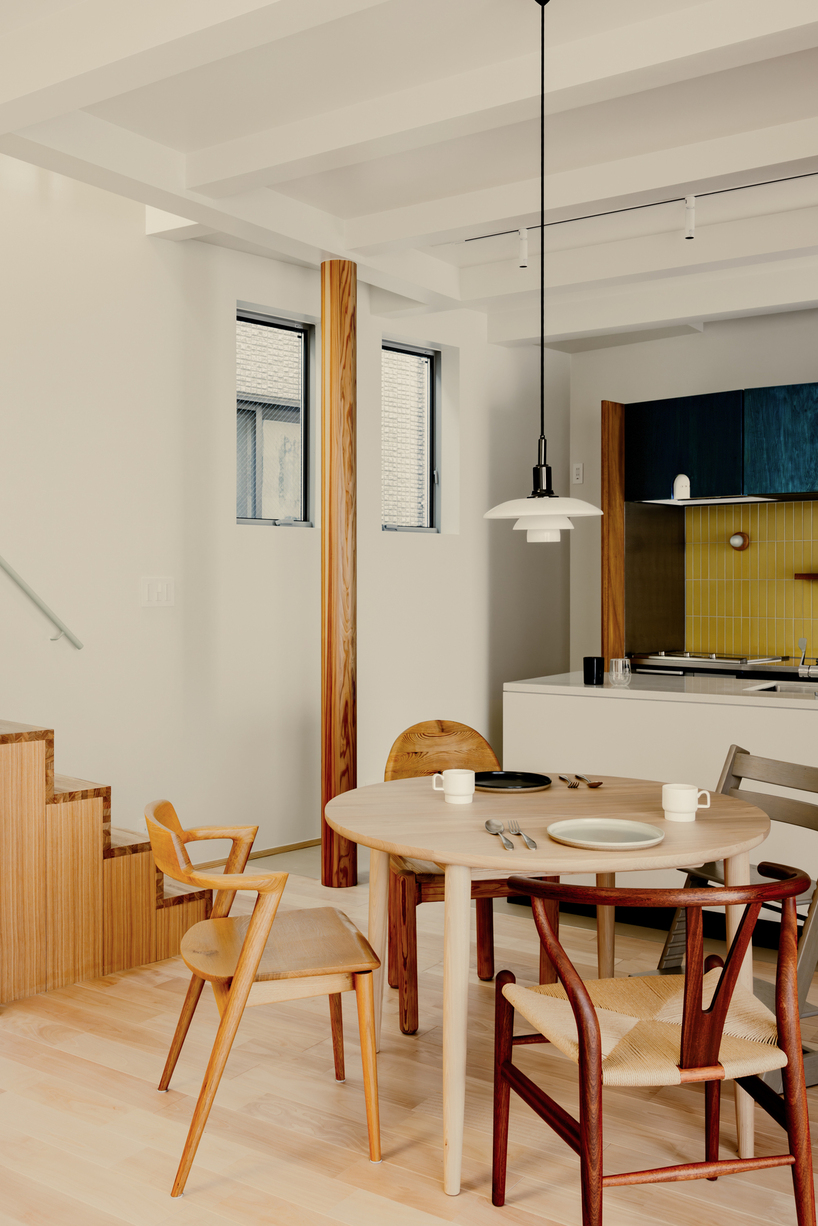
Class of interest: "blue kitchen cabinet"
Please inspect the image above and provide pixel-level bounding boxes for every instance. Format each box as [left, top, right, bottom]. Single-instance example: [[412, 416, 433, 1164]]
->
[[624, 391, 743, 502], [743, 383, 818, 496]]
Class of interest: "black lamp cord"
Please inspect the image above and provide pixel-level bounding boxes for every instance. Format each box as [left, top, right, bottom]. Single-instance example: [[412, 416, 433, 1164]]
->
[[531, 0, 554, 498]]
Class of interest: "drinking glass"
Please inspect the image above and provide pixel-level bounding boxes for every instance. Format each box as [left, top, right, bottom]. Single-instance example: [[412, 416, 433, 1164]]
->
[[610, 658, 631, 687]]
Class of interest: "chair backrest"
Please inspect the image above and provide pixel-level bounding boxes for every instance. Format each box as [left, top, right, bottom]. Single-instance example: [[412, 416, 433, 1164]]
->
[[511, 865, 810, 1072], [384, 720, 499, 781], [145, 799, 193, 883], [718, 744, 818, 832]]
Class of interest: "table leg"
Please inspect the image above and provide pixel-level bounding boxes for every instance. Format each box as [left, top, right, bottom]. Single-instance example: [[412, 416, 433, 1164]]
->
[[724, 849, 754, 1159], [443, 863, 471, 1196], [367, 848, 390, 1053], [596, 872, 615, 979]]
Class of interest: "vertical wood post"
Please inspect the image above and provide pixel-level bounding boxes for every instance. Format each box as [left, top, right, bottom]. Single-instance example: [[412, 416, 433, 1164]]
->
[[601, 400, 625, 667], [321, 260, 358, 887]]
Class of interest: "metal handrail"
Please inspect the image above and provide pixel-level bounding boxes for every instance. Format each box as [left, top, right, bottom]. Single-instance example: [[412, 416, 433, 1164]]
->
[[0, 552, 83, 649]]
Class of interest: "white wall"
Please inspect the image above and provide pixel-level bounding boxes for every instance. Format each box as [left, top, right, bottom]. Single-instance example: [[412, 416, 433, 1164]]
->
[[568, 309, 818, 668], [0, 154, 571, 852]]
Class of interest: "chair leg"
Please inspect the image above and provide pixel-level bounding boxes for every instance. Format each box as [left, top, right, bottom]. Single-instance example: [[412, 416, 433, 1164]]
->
[[476, 898, 495, 981], [387, 866, 399, 989], [354, 972, 382, 1163], [329, 993, 345, 1083], [395, 870, 420, 1035], [578, 1058, 603, 1226], [171, 970, 257, 1196], [782, 1043, 817, 1225], [705, 1080, 721, 1177], [158, 973, 206, 1091], [492, 970, 516, 1207]]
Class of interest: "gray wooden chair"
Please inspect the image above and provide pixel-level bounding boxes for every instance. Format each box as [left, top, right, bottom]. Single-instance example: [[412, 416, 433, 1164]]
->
[[654, 744, 818, 1090]]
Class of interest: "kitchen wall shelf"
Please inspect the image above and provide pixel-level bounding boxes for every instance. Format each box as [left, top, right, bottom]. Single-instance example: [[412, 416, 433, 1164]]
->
[[794, 574, 818, 580]]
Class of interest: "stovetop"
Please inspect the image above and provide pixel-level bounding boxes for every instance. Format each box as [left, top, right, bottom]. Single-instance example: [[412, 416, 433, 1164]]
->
[[636, 650, 785, 666]]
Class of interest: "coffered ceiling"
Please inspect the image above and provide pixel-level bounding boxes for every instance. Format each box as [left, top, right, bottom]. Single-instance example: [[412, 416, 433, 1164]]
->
[[2, 0, 817, 348]]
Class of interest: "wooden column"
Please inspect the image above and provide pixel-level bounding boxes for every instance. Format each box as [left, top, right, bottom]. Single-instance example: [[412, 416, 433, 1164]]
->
[[321, 260, 358, 887], [601, 400, 625, 667]]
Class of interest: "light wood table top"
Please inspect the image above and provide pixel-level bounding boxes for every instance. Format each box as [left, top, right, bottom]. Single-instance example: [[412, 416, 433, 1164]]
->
[[326, 774, 770, 873]]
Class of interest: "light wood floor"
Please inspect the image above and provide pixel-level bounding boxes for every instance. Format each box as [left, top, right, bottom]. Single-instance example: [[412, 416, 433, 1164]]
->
[[0, 866, 815, 1226]]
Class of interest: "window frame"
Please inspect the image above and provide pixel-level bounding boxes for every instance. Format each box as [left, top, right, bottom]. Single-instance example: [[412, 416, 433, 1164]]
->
[[381, 340, 440, 534], [236, 309, 312, 528]]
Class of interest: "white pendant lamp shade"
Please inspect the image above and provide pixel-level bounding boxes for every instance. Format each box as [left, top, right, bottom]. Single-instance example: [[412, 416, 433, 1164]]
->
[[485, 498, 601, 543]]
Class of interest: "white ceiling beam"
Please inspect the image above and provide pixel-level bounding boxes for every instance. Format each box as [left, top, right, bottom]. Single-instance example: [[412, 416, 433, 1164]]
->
[[185, 55, 540, 197], [346, 180, 540, 255], [0, 0, 390, 135], [545, 0, 818, 115], [186, 0, 818, 199], [488, 256, 818, 346], [0, 111, 459, 310], [145, 207, 214, 240], [347, 117, 818, 254]]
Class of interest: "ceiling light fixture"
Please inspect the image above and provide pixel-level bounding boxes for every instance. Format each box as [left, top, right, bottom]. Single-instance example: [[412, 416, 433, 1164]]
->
[[518, 228, 529, 268], [485, 0, 602, 544], [684, 195, 696, 240]]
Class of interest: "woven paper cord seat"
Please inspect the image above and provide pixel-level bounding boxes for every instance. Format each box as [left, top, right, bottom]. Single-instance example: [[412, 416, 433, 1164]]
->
[[504, 968, 787, 1087]]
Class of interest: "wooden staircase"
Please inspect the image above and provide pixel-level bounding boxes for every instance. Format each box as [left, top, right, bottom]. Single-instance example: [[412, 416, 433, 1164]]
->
[[0, 719, 210, 1004]]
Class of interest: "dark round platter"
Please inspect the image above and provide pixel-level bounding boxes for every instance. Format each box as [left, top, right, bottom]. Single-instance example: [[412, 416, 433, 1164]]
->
[[475, 771, 551, 793]]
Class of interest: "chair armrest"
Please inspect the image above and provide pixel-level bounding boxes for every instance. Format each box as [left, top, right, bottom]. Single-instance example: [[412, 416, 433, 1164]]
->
[[529, 897, 602, 1076], [184, 869, 287, 894]]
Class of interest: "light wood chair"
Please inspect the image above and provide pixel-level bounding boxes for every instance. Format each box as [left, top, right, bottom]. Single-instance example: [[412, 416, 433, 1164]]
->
[[145, 800, 381, 1197], [385, 719, 554, 1034], [654, 745, 818, 1089], [493, 867, 816, 1226]]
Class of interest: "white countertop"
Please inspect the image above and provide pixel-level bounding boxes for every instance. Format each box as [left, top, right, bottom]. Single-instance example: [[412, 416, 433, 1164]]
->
[[504, 671, 818, 711]]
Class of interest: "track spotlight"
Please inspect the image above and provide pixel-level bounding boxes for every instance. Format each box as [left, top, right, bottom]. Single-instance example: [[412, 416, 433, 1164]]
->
[[684, 195, 696, 240], [518, 228, 529, 268]]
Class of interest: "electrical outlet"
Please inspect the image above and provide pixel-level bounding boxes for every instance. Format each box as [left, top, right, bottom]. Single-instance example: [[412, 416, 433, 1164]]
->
[[141, 577, 175, 607], [572, 463, 584, 485]]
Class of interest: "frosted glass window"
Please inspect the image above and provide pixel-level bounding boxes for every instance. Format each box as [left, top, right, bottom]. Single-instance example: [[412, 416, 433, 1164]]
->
[[381, 345, 437, 530], [236, 315, 308, 523]]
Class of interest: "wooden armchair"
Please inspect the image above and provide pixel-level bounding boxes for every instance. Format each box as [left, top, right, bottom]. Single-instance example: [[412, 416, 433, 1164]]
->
[[654, 745, 818, 1088], [385, 719, 553, 1034], [145, 800, 381, 1197], [493, 866, 816, 1226]]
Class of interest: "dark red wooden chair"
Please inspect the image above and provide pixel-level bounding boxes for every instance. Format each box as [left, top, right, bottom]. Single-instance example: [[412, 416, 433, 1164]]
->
[[492, 865, 816, 1226]]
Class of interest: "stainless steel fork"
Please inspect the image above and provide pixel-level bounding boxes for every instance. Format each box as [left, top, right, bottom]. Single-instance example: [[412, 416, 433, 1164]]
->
[[507, 818, 537, 849], [559, 775, 580, 788]]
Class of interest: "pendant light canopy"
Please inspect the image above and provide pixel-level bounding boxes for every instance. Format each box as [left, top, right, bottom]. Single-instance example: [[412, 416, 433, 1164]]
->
[[484, 0, 602, 543]]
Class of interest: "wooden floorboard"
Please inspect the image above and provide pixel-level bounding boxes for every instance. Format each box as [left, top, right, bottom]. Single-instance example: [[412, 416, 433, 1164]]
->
[[0, 871, 815, 1225]]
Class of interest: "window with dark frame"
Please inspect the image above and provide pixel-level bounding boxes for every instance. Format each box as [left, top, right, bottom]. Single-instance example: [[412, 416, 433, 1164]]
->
[[381, 343, 439, 531], [236, 312, 310, 524]]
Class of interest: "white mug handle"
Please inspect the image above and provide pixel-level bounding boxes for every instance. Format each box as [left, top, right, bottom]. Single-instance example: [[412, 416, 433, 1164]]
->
[[697, 789, 710, 809], [432, 774, 444, 791]]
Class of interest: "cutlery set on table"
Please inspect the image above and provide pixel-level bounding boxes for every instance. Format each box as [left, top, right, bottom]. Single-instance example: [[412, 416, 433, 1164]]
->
[[472, 770, 666, 853]]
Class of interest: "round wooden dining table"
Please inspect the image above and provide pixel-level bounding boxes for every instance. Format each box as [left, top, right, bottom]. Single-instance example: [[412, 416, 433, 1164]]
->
[[325, 773, 770, 1196]]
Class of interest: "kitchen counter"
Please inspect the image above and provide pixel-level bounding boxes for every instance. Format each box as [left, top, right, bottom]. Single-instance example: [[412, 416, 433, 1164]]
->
[[503, 672, 818, 887], [505, 671, 818, 711]]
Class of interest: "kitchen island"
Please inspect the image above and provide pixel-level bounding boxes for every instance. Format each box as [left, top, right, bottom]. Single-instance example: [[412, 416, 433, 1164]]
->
[[503, 672, 818, 883]]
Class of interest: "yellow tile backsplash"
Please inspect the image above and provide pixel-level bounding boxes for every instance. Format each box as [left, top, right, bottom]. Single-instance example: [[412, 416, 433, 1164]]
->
[[685, 502, 818, 659]]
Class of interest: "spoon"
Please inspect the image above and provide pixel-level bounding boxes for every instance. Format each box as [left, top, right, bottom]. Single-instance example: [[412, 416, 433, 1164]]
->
[[575, 774, 603, 788], [485, 819, 514, 850]]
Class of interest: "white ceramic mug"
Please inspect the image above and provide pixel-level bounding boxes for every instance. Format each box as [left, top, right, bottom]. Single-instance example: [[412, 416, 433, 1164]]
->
[[432, 768, 475, 805], [662, 782, 711, 823]]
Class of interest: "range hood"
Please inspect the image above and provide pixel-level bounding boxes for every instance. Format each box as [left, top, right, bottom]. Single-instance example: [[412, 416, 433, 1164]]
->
[[643, 494, 776, 506], [641, 473, 775, 507]]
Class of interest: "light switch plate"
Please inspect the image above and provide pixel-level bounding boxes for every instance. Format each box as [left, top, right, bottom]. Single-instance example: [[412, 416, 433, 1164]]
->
[[141, 577, 175, 607], [572, 463, 584, 485]]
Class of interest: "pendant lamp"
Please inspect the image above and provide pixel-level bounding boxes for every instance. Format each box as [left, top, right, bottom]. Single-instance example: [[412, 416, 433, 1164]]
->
[[485, 0, 602, 543]]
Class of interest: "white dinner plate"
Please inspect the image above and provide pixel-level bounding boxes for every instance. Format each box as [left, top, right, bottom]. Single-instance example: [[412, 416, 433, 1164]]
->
[[546, 817, 665, 851]]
